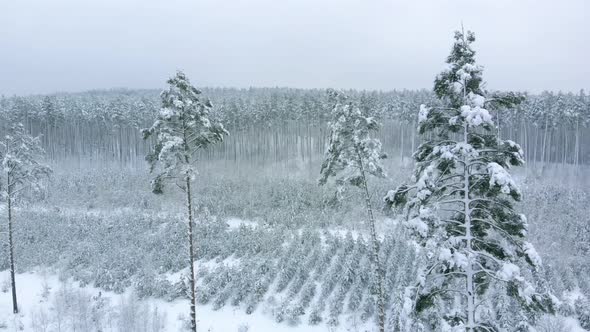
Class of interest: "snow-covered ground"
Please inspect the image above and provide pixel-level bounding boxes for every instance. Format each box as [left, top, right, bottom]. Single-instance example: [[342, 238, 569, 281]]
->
[[0, 270, 374, 332], [2, 269, 586, 332], [226, 218, 257, 229]]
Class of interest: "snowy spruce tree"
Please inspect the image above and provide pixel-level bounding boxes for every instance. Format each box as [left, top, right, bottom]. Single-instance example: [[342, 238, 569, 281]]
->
[[319, 89, 387, 332], [384, 30, 554, 331], [0, 121, 51, 314], [142, 71, 228, 332]]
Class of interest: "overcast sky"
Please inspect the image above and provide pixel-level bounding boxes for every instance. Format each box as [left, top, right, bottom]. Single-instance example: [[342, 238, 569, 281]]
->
[[1, 0, 588, 96]]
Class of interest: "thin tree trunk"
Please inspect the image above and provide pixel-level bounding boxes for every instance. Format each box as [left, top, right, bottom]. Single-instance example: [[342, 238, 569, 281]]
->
[[547, 129, 553, 165], [533, 126, 538, 169], [562, 126, 568, 167], [463, 124, 475, 331], [357, 153, 385, 332], [574, 120, 580, 170], [186, 175, 197, 332], [522, 118, 528, 176], [541, 118, 548, 167], [461, 74, 475, 330], [496, 110, 501, 144], [399, 123, 405, 166], [7, 172, 19, 314]]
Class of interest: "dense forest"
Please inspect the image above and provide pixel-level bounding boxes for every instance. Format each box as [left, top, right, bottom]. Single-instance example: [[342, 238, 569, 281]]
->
[[1, 88, 588, 169]]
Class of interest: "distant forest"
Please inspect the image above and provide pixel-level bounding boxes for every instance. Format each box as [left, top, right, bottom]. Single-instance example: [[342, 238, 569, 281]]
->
[[1, 88, 589, 168]]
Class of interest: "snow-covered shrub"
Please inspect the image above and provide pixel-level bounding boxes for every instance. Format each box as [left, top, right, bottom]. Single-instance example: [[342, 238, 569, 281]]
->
[[575, 296, 590, 330], [1, 276, 9, 293], [360, 296, 376, 322], [297, 279, 317, 310], [117, 294, 150, 332], [29, 306, 50, 332], [308, 303, 324, 325], [213, 286, 233, 311], [133, 270, 173, 299], [348, 280, 365, 312], [534, 315, 570, 332], [51, 283, 99, 332]]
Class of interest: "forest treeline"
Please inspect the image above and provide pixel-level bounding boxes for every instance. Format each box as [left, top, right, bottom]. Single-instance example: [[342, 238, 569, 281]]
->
[[1, 88, 588, 168]]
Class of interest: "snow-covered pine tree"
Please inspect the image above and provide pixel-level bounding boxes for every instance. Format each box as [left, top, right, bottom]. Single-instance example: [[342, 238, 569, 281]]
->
[[319, 89, 387, 332], [142, 71, 228, 332], [384, 29, 554, 331], [0, 121, 51, 314], [575, 296, 590, 330]]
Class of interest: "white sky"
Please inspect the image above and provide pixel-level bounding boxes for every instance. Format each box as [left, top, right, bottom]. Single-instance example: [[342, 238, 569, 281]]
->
[[1, 0, 588, 95]]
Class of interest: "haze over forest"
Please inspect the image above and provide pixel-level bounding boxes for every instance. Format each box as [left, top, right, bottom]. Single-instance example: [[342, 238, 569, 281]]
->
[[1, 0, 589, 95]]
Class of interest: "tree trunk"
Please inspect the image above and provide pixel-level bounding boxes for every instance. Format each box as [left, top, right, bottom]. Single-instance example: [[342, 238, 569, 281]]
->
[[574, 120, 580, 171], [496, 109, 501, 144], [533, 126, 538, 169], [411, 120, 416, 162], [541, 118, 548, 168], [562, 126, 568, 167], [463, 125, 475, 331], [357, 154, 386, 332], [462, 79, 475, 331], [399, 123, 405, 166], [7, 172, 19, 314], [522, 118, 528, 176], [185, 175, 197, 332]]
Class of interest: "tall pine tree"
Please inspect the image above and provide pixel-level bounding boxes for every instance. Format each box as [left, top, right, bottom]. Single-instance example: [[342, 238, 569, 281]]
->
[[319, 89, 387, 332], [142, 71, 228, 332], [0, 120, 51, 314], [385, 29, 554, 331]]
